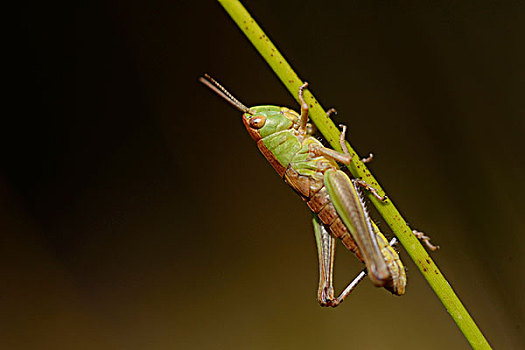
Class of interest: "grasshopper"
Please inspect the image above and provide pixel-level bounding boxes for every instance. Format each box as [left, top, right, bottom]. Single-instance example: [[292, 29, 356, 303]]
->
[[200, 74, 407, 306]]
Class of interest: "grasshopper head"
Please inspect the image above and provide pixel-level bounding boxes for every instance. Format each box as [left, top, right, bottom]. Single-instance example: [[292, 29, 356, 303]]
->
[[242, 106, 298, 141], [200, 74, 299, 141]]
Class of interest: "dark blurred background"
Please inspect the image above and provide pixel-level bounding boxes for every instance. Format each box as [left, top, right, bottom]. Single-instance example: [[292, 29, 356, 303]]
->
[[5, 1, 524, 349]]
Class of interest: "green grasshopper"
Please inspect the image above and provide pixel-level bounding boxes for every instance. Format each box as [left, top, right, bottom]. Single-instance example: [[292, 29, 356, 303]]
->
[[200, 74, 407, 306]]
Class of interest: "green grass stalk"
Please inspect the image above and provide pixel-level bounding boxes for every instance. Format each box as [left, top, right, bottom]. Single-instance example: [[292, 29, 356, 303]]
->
[[217, 1, 492, 349]]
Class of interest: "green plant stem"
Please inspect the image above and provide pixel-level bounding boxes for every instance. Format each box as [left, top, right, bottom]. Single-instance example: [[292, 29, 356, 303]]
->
[[217, 1, 492, 349]]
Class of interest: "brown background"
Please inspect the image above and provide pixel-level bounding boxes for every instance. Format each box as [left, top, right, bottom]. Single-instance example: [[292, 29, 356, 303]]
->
[[5, 1, 524, 349]]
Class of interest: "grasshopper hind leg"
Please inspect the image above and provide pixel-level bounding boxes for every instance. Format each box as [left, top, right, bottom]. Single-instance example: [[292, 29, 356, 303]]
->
[[311, 215, 374, 307], [312, 215, 405, 307], [312, 215, 336, 306]]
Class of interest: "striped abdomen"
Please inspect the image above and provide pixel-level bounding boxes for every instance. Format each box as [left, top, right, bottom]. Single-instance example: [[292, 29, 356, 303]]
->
[[284, 166, 364, 261]]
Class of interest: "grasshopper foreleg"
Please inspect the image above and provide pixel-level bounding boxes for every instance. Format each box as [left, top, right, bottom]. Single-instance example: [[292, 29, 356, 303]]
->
[[297, 82, 310, 136], [303, 108, 336, 137]]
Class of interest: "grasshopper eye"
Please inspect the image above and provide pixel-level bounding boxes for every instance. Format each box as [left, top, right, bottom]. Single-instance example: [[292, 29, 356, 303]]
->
[[249, 115, 266, 129]]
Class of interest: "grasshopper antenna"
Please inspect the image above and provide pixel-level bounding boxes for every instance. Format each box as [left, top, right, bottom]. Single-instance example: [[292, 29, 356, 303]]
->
[[199, 74, 253, 114]]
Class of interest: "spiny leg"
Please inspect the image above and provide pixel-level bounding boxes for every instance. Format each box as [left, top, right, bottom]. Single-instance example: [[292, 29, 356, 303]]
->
[[329, 237, 400, 307], [297, 82, 310, 136], [353, 178, 387, 201], [312, 215, 336, 306], [412, 230, 440, 251], [313, 215, 402, 307]]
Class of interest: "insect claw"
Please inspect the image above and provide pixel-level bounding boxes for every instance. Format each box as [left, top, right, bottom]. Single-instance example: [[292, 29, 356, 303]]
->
[[326, 108, 338, 118], [361, 153, 374, 163], [413, 230, 440, 251]]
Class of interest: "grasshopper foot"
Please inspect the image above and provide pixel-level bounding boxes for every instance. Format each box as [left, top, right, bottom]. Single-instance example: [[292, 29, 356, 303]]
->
[[326, 108, 338, 118], [361, 153, 374, 163], [413, 230, 440, 251]]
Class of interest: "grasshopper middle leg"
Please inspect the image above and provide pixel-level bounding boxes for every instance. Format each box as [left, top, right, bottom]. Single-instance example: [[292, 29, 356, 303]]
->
[[353, 178, 388, 201], [296, 82, 373, 167], [309, 124, 353, 164], [309, 123, 375, 167]]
